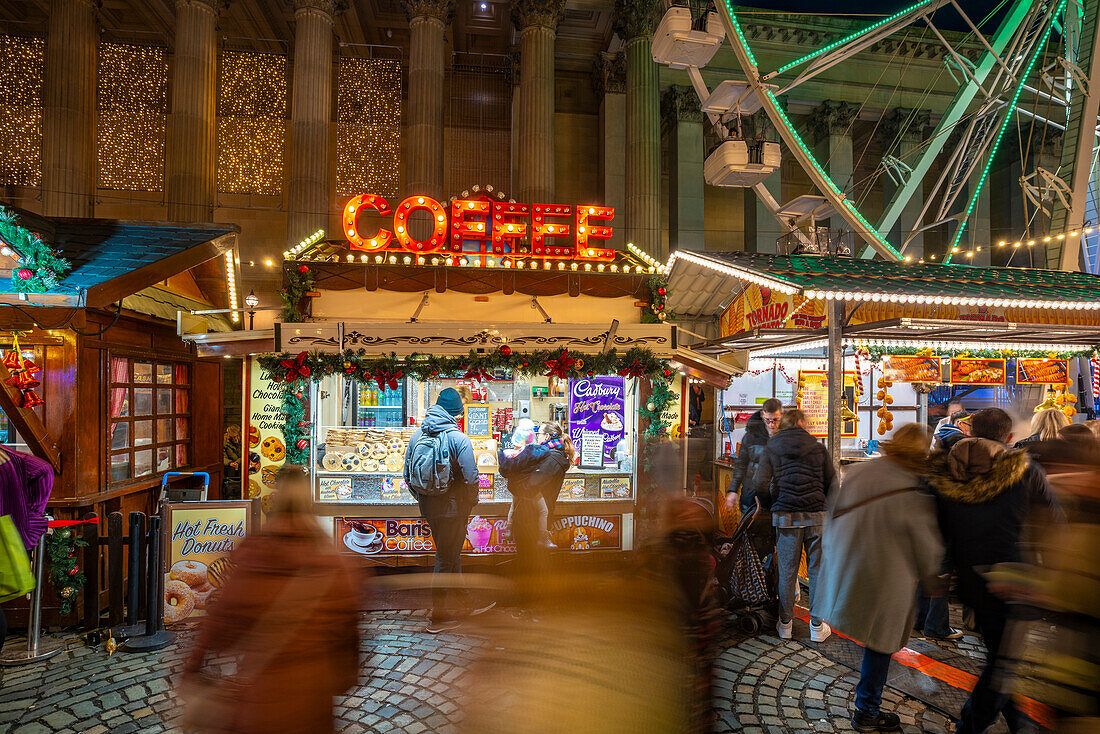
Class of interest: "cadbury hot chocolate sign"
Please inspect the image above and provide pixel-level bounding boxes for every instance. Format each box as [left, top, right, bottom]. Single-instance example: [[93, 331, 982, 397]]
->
[[568, 376, 625, 467]]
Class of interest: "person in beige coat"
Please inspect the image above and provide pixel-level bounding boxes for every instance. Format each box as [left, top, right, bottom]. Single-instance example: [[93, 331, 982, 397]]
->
[[813, 424, 945, 733]]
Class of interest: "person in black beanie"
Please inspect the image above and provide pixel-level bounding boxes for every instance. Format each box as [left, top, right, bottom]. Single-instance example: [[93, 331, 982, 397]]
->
[[404, 387, 481, 633]]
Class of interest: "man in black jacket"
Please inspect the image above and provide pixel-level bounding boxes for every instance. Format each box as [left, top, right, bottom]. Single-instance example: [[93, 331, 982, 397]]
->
[[725, 397, 782, 516], [755, 409, 838, 642], [928, 408, 1061, 734]]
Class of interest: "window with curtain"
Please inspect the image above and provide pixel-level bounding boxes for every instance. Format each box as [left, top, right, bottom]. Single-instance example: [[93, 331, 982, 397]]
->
[[109, 357, 191, 483]]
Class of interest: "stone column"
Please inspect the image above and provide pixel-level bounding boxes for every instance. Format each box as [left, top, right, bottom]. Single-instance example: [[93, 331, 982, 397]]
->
[[615, 0, 663, 258], [662, 86, 704, 252], [808, 100, 859, 231], [513, 0, 564, 203], [748, 108, 781, 253], [402, 0, 454, 201], [42, 0, 97, 218], [286, 0, 338, 246], [879, 108, 930, 259], [166, 0, 219, 222], [593, 53, 626, 250]]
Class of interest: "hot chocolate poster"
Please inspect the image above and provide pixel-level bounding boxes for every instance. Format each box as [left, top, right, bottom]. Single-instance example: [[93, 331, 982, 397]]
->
[[568, 376, 625, 465]]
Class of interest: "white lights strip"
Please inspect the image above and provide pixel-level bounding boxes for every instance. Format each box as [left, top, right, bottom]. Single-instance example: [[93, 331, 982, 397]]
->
[[852, 339, 1092, 352], [801, 289, 1100, 311], [283, 229, 325, 259], [627, 242, 667, 274], [667, 250, 799, 295], [224, 251, 240, 324], [750, 339, 829, 357], [994, 226, 1095, 250]]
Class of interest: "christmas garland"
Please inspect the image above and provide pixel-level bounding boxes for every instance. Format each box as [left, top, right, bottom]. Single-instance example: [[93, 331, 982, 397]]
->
[[0, 205, 71, 293], [45, 527, 87, 616], [641, 276, 674, 323], [258, 347, 674, 466], [640, 371, 676, 441], [279, 264, 316, 322]]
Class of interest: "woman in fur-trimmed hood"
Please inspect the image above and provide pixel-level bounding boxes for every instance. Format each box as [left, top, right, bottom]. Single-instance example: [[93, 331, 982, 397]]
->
[[927, 434, 1061, 613]]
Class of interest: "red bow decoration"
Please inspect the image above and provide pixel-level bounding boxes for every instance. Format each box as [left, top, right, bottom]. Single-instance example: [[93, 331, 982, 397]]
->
[[279, 352, 311, 383], [618, 359, 646, 378], [20, 390, 44, 409], [373, 368, 403, 391], [462, 365, 493, 383], [544, 350, 576, 379]]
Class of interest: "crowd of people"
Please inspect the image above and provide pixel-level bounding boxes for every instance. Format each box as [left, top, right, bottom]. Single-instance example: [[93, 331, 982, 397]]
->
[[727, 399, 1098, 733], [177, 385, 1099, 734]]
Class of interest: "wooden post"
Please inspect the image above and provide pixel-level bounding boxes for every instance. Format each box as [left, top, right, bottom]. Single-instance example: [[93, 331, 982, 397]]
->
[[80, 512, 100, 630]]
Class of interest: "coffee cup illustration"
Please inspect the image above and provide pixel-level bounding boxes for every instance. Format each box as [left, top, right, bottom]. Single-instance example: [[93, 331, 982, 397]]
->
[[344, 521, 384, 554]]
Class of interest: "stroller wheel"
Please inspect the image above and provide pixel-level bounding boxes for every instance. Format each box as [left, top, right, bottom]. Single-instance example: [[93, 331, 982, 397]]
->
[[737, 613, 762, 635]]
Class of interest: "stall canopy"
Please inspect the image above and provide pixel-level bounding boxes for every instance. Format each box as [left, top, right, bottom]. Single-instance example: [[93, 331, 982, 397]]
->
[[667, 251, 1100, 353], [0, 205, 238, 310]]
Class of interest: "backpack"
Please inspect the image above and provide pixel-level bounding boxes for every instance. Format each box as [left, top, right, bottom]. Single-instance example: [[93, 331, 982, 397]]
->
[[405, 428, 455, 496]]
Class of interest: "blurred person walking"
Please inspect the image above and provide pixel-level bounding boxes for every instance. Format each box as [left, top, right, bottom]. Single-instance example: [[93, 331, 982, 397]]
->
[[754, 408, 838, 642], [726, 398, 782, 516], [181, 466, 360, 734], [814, 424, 945, 732], [928, 408, 1062, 734], [404, 387, 481, 633]]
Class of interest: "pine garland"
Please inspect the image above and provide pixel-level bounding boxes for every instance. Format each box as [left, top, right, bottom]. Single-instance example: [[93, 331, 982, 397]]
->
[[282, 388, 309, 465], [0, 205, 71, 293], [641, 276, 674, 323], [279, 264, 316, 322], [45, 528, 87, 616], [640, 371, 677, 441]]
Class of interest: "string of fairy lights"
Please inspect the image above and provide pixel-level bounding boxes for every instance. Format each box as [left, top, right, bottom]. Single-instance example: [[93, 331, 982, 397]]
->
[[216, 50, 287, 196], [0, 35, 45, 189], [97, 42, 167, 192], [336, 57, 401, 200]]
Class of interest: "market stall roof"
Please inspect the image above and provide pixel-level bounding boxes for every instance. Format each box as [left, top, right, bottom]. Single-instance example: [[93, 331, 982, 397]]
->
[[665, 251, 1100, 317], [0, 206, 238, 308], [699, 318, 1100, 357]]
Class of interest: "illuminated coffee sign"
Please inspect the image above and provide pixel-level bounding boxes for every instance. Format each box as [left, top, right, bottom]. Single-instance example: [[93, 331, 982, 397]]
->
[[342, 193, 616, 261]]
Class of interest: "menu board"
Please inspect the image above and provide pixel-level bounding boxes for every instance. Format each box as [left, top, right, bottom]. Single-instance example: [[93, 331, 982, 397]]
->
[[464, 404, 492, 438], [246, 358, 286, 506], [1016, 358, 1069, 384], [797, 371, 829, 437], [882, 355, 941, 383], [568, 376, 625, 465], [164, 501, 253, 622], [950, 358, 1007, 386], [579, 430, 604, 469]]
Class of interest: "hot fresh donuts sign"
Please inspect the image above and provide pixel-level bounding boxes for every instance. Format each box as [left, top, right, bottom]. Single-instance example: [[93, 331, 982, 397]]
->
[[163, 502, 253, 624]]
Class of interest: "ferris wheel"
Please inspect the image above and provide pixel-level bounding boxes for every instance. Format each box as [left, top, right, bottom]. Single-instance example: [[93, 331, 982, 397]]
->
[[651, 0, 1096, 270]]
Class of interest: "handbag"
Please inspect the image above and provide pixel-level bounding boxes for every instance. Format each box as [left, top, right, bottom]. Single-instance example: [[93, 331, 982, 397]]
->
[[179, 568, 335, 733], [0, 515, 34, 604]]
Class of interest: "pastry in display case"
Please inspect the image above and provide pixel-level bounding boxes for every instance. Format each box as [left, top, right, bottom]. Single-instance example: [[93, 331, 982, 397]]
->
[[317, 427, 415, 474]]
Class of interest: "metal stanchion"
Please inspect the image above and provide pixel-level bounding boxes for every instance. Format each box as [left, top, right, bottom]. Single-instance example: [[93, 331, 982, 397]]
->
[[1, 535, 64, 666], [121, 515, 174, 652], [113, 512, 147, 640]]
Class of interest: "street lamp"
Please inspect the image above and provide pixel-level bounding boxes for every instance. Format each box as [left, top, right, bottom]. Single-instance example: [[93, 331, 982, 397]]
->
[[244, 290, 259, 330]]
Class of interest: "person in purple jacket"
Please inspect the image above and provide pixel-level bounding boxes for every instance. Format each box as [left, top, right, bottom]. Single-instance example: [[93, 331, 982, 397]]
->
[[0, 445, 55, 650]]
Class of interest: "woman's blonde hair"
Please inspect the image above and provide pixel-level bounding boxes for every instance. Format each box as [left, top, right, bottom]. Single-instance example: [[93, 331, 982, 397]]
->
[[881, 423, 931, 473], [1083, 419, 1100, 441], [1031, 408, 1070, 441], [540, 422, 576, 462], [272, 464, 314, 517]]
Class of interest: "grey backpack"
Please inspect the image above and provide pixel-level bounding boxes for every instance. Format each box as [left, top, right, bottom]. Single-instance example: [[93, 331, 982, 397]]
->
[[405, 429, 454, 496]]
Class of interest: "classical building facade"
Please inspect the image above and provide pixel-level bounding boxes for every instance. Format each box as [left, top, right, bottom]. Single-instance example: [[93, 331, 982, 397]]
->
[[0, 1, 1060, 304]]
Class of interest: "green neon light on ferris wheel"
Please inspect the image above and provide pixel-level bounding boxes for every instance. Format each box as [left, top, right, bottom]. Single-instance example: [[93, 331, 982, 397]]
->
[[773, 0, 937, 75], [725, 6, 904, 260], [944, 0, 1067, 263]]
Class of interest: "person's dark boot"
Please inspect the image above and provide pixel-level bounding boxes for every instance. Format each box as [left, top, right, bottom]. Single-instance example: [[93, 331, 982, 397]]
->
[[851, 710, 901, 732]]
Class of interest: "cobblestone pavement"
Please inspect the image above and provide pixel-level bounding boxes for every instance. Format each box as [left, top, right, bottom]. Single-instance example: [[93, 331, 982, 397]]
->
[[0, 609, 1003, 734]]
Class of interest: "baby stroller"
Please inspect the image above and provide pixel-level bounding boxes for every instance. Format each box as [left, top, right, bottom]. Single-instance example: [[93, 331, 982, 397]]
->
[[714, 503, 778, 635]]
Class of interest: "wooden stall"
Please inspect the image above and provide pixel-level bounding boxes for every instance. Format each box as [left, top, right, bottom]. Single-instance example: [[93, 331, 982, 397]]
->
[[0, 206, 238, 625]]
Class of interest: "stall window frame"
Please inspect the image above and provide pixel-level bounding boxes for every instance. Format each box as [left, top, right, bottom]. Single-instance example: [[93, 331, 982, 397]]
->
[[107, 353, 193, 485]]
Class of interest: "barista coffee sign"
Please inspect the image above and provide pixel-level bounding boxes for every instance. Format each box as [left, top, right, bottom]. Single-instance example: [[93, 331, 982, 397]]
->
[[568, 376, 626, 466]]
